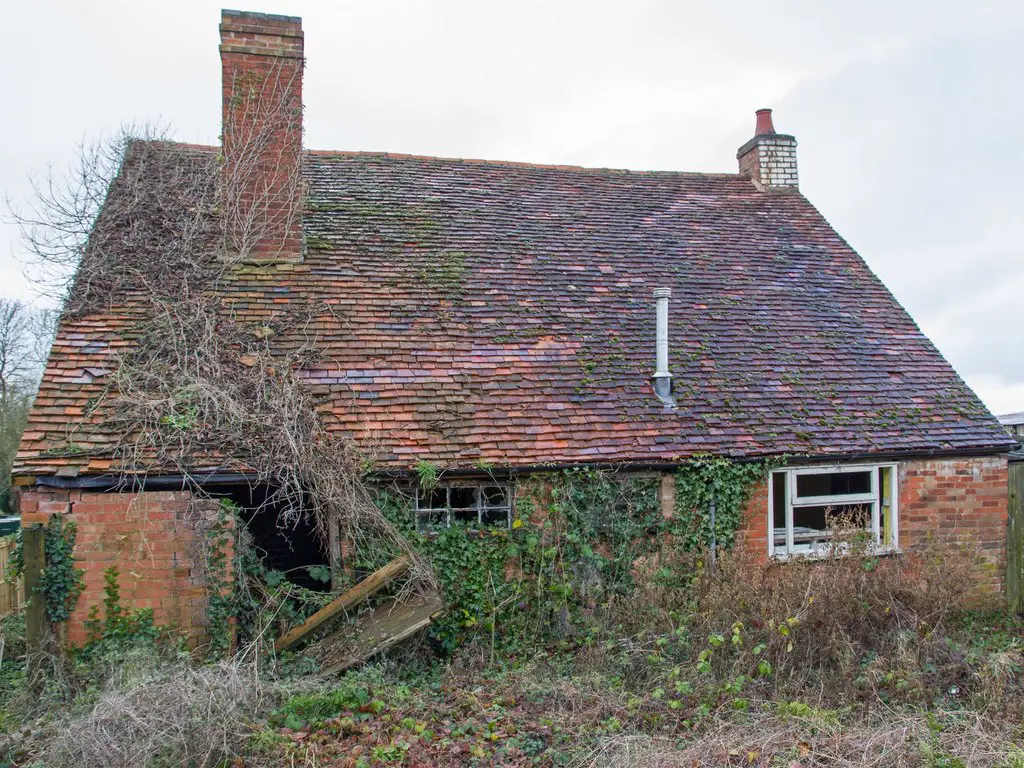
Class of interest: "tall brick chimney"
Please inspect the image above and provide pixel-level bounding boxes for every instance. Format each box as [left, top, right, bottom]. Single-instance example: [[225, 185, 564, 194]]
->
[[736, 108, 798, 190], [220, 10, 304, 262]]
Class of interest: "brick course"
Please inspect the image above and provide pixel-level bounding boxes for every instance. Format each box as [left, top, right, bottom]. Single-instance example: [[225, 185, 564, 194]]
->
[[19, 488, 222, 649]]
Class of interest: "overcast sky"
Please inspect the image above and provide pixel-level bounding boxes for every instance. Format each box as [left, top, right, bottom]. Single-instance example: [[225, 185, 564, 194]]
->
[[2, 0, 1021, 414]]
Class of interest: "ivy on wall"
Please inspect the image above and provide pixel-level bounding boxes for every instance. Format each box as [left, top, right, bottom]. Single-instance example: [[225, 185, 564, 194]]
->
[[178, 460, 776, 659], [40, 515, 86, 625], [10, 514, 85, 626], [673, 456, 782, 551], [372, 460, 773, 654]]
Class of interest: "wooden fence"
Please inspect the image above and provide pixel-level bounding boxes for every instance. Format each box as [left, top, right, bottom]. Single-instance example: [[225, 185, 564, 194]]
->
[[1009, 460, 1023, 615], [0, 537, 24, 619]]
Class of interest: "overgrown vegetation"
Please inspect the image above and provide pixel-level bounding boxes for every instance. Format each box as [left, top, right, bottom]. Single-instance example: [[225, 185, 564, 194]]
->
[[2, 526, 1023, 766]]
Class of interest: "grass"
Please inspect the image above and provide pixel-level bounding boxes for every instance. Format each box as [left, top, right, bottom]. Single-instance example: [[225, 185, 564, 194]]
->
[[0, 609, 1019, 767]]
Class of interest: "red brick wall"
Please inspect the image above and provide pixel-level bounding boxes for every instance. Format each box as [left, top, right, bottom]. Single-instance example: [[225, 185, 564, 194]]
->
[[734, 478, 770, 563], [729, 456, 1009, 600], [898, 456, 1008, 599], [18, 488, 222, 649]]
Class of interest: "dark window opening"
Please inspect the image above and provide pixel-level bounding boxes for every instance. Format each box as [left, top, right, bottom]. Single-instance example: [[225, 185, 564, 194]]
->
[[414, 483, 512, 531], [216, 484, 330, 592], [771, 471, 787, 547]]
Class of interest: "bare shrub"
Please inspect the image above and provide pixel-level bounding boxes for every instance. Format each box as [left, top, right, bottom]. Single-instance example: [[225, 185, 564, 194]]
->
[[687, 532, 977, 702], [591, 525, 1023, 713], [44, 657, 269, 768]]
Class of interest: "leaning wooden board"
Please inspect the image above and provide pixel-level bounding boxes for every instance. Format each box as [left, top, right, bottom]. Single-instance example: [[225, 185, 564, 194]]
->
[[275, 555, 412, 652], [318, 590, 445, 677]]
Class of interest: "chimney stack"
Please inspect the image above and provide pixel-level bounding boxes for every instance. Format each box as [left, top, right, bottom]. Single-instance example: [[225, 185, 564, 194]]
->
[[652, 287, 673, 404], [220, 10, 305, 262], [736, 108, 798, 190]]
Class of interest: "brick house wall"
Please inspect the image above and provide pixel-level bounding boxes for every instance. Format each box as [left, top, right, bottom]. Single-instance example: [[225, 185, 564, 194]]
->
[[18, 488, 222, 649], [16, 454, 1009, 648], [732, 455, 1009, 602]]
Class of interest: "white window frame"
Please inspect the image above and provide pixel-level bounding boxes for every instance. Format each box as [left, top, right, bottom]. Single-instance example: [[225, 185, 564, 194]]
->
[[414, 482, 513, 532], [768, 463, 899, 559]]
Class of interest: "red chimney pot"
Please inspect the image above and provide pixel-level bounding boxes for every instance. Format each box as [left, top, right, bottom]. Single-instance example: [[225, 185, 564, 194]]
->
[[754, 108, 776, 136]]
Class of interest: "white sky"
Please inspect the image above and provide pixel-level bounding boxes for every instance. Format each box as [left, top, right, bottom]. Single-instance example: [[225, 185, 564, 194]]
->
[[2, 0, 1022, 414]]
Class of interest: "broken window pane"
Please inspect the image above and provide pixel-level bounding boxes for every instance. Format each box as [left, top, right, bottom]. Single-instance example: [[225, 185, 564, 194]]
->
[[417, 487, 447, 510], [416, 507, 447, 531], [481, 506, 509, 526], [448, 487, 476, 510], [481, 486, 507, 507], [414, 482, 512, 531]]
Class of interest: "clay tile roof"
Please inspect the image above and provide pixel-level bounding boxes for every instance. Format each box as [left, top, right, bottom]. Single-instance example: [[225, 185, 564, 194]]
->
[[14, 145, 1015, 477]]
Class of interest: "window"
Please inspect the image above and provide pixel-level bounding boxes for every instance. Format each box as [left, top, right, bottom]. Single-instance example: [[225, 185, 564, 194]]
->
[[414, 483, 512, 531], [769, 464, 897, 558]]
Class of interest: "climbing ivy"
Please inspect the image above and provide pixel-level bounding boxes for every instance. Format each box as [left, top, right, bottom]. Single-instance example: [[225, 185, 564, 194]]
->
[[549, 469, 663, 595], [673, 456, 784, 551], [9, 516, 86, 627], [38, 514, 85, 625], [374, 461, 775, 655], [204, 499, 236, 659], [82, 565, 161, 655]]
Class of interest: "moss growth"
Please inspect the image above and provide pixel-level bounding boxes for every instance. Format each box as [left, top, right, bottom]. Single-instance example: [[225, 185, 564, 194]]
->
[[418, 250, 467, 297]]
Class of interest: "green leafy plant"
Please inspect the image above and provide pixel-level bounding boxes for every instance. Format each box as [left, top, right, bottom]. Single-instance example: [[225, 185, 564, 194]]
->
[[673, 455, 782, 551], [414, 461, 440, 491], [37, 514, 85, 625], [82, 565, 162, 654]]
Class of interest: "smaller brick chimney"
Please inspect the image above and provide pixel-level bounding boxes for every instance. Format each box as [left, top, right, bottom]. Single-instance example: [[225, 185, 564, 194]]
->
[[736, 108, 798, 190], [220, 10, 304, 262]]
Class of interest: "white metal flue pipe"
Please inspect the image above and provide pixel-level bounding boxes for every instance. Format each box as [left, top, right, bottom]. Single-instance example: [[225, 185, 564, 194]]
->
[[652, 287, 673, 402]]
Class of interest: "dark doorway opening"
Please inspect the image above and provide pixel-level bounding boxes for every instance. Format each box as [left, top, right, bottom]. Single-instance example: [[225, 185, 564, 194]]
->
[[216, 484, 330, 592]]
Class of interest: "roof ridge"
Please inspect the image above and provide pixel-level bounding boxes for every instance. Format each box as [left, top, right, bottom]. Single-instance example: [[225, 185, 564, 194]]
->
[[305, 149, 748, 178], [138, 141, 751, 179]]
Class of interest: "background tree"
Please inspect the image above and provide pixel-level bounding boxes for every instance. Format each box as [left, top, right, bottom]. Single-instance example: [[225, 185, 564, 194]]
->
[[0, 298, 52, 514]]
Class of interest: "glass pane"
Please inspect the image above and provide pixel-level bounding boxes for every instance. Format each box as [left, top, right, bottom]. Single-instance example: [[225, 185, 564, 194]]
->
[[448, 487, 476, 509], [880, 467, 893, 546], [796, 471, 871, 499], [481, 486, 507, 506], [792, 503, 871, 540], [417, 487, 447, 509]]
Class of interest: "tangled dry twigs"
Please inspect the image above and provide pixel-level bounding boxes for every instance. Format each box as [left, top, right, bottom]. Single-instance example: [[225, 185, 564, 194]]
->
[[45, 657, 267, 768], [12, 66, 436, 612]]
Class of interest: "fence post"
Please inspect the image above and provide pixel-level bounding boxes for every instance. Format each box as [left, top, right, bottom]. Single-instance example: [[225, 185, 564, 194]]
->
[[23, 525, 46, 652], [1008, 462, 1023, 615]]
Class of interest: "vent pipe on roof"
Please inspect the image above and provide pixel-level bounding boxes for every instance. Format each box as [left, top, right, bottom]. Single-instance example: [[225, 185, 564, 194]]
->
[[652, 287, 674, 405]]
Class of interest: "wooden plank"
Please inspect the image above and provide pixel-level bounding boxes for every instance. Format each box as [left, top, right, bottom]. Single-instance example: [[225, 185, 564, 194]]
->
[[319, 590, 445, 677], [23, 525, 46, 652], [327, 512, 342, 591], [275, 554, 412, 651], [0, 538, 10, 617], [1008, 462, 1023, 615]]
